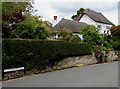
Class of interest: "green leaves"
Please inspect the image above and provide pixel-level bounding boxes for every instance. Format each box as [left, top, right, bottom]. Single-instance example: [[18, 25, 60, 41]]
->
[[80, 25, 102, 45], [71, 8, 85, 19], [3, 39, 93, 69], [2, 2, 33, 38], [10, 14, 49, 39], [59, 29, 73, 37]]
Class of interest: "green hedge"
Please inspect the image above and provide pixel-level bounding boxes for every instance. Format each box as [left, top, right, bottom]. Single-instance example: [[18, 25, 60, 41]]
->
[[2, 39, 93, 70]]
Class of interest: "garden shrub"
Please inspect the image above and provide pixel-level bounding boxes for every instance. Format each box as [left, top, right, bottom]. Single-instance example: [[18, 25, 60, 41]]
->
[[57, 35, 81, 43], [69, 35, 81, 43], [2, 39, 93, 70], [80, 25, 102, 45], [57, 36, 70, 41]]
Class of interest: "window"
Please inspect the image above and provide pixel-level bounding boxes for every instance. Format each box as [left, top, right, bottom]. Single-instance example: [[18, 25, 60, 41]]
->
[[106, 26, 110, 29], [97, 25, 102, 29]]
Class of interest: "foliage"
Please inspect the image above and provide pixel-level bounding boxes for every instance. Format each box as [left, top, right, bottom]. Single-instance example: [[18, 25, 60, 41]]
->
[[80, 25, 102, 46], [71, 15, 78, 19], [111, 36, 120, 50], [69, 35, 81, 43], [10, 14, 49, 39], [2, 1, 33, 25], [44, 20, 52, 28], [58, 35, 81, 43], [58, 36, 70, 41], [94, 45, 106, 63], [110, 25, 120, 37], [58, 29, 73, 37], [71, 8, 85, 19], [3, 39, 93, 70], [49, 30, 59, 39], [110, 25, 120, 50], [2, 1, 34, 38], [77, 8, 85, 16]]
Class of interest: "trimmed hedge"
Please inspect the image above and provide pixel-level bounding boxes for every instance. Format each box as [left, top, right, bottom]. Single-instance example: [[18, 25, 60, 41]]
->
[[2, 39, 93, 70]]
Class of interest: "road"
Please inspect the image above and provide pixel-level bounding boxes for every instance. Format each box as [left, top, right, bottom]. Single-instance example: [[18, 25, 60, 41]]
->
[[3, 62, 118, 87]]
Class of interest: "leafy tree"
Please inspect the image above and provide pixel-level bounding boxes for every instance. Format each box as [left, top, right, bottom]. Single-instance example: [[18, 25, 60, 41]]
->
[[10, 14, 50, 39], [110, 25, 120, 50], [71, 15, 78, 19], [71, 8, 85, 19], [49, 30, 58, 39], [110, 25, 120, 37], [77, 8, 85, 16], [58, 29, 73, 37], [80, 25, 102, 45], [2, 1, 34, 38]]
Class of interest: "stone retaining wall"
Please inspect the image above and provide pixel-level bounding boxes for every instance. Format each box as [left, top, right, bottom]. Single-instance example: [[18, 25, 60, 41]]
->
[[3, 50, 119, 81]]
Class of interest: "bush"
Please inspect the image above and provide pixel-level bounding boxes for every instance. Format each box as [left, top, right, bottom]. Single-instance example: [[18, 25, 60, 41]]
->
[[10, 14, 50, 39], [80, 25, 102, 46], [112, 37, 120, 50], [69, 35, 81, 43], [57, 35, 81, 43], [58, 29, 73, 37], [58, 36, 70, 41], [110, 25, 120, 37], [109, 25, 120, 50], [2, 39, 93, 70]]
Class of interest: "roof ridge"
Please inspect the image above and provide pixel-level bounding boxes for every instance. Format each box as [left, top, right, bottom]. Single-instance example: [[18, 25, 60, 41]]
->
[[61, 18, 87, 24], [85, 9, 100, 14]]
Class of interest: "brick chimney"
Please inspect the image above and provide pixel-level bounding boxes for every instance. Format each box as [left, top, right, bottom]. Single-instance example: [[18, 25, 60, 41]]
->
[[54, 16, 57, 20]]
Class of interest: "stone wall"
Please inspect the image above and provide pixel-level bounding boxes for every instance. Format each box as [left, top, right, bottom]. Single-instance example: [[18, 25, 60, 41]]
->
[[3, 50, 119, 81], [104, 50, 119, 62], [52, 55, 97, 70], [52, 50, 119, 70]]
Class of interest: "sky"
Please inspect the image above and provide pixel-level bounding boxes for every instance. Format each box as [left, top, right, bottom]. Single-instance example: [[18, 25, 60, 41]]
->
[[33, 0, 119, 25]]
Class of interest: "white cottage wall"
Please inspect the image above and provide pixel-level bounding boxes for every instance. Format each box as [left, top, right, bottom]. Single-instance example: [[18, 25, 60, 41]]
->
[[79, 14, 112, 34], [96, 22, 112, 34], [79, 14, 96, 25]]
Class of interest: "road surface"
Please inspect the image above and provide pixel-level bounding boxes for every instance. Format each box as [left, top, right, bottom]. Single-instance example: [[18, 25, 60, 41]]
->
[[3, 62, 118, 87]]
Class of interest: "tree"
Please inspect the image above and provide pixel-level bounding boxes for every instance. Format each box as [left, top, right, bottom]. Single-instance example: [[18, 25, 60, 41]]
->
[[71, 15, 78, 19], [2, 1, 34, 38], [71, 8, 85, 19], [110, 25, 120, 50], [110, 25, 120, 37], [10, 14, 50, 39], [80, 25, 102, 45], [77, 8, 85, 16], [58, 29, 73, 37]]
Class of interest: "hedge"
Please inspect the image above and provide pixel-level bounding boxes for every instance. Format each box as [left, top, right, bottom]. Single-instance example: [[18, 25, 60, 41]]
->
[[2, 39, 93, 70]]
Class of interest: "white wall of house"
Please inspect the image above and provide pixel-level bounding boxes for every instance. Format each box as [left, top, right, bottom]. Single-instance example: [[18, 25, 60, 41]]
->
[[79, 14, 112, 34], [79, 14, 96, 25], [52, 20, 59, 27], [96, 22, 112, 34]]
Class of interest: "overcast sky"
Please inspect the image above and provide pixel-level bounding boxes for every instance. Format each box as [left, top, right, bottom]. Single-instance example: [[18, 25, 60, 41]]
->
[[33, 0, 119, 25]]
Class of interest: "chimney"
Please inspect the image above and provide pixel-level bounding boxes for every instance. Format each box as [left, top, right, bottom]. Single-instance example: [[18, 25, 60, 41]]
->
[[54, 16, 57, 20]]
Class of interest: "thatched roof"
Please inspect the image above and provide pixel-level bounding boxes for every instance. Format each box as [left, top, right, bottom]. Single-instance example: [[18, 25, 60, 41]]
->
[[75, 9, 113, 25], [52, 18, 87, 33]]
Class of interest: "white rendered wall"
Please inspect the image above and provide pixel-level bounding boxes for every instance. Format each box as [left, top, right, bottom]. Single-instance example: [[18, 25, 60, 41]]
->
[[79, 14, 96, 25], [79, 14, 112, 34], [96, 22, 112, 34], [52, 20, 59, 27]]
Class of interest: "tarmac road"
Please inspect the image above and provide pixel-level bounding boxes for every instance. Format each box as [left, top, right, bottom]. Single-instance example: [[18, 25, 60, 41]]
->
[[2, 62, 118, 87]]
